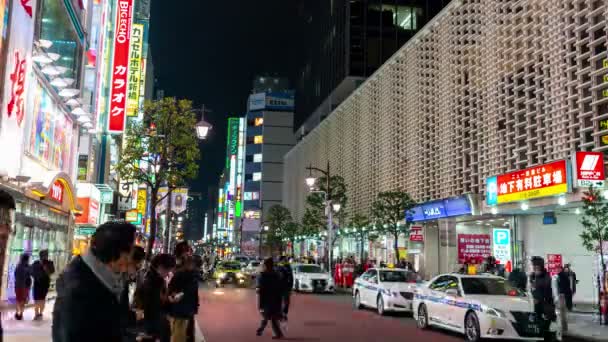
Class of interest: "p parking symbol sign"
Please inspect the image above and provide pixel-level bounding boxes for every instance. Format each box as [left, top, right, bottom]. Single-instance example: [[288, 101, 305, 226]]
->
[[492, 228, 512, 265]]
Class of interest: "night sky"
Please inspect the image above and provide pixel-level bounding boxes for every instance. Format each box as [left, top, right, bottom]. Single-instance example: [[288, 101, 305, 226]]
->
[[150, 0, 307, 202]]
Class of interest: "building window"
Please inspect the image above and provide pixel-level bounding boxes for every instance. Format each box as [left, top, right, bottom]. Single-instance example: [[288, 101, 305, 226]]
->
[[252, 172, 262, 181], [253, 153, 262, 163], [254, 135, 263, 144], [255, 117, 264, 126], [244, 192, 260, 201]]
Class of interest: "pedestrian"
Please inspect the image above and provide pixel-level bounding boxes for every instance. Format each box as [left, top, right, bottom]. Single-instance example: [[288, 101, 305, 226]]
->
[[141, 253, 177, 342], [529, 256, 555, 339], [52, 221, 136, 342], [31, 249, 55, 320], [14, 253, 32, 320], [122, 246, 146, 341], [276, 256, 293, 321], [557, 265, 574, 312], [508, 263, 527, 292], [563, 264, 577, 311], [172, 240, 196, 342], [256, 257, 284, 339], [168, 255, 199, 342]]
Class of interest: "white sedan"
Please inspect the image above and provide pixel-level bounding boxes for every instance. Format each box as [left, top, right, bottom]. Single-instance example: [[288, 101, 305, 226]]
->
[[352, 268, 419, 315], [292, 263, 335, 293], [413, 273, 545, 341]]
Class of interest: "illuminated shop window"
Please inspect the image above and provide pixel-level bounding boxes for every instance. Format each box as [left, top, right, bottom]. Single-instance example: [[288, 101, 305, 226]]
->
[[254, 135, 263, 144], [252, 172, 262, 181], [255, 117, 264, 126], [244, 192, 260, 201], [253, 153, 263, 163]]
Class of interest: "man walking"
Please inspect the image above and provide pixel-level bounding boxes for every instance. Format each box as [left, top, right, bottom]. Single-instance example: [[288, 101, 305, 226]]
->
[[52, 221, 136, 342], [276, 256, 293, 321], [256, 258, 284, 339], [32, 249, 55, 320], [563, 264, 577, 311], [529, 256, 555, 340]]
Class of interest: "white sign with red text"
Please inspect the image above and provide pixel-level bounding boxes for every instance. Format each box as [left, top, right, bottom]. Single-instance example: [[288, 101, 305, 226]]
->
[[50, 180, 64, 203], [107, 0, 134, 133], [409, 226, 424, 242]]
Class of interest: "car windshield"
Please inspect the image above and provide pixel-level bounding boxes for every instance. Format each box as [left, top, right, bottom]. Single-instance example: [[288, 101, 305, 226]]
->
[[461, 277, 525, 296], [379, 271, 417, 282], [297, 265, 323, 273], [221, 262, 242, 270], [250, 262, 260, 267]]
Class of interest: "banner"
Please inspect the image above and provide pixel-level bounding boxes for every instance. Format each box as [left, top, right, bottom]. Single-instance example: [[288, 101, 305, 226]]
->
[[172, 188, 188, 214], [457, 234, 491, 263], [126, 23, 143, 116], [107, 0, 134, 133]]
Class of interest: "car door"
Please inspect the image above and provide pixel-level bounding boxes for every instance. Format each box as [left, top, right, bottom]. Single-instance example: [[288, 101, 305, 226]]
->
[[355, 270, 372, 305], [442, 276, 462, 329], [365, 270, 380, 306], [427, 275, 450, 325]]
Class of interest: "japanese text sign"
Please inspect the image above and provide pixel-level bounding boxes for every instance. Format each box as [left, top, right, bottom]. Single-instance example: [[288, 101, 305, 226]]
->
[[136, 188, 147, 217], [574, 151, 605, 188], [126, 23, 143, 117], [409, 226, 424, 242], [458, 234, 491, 263], [486, 160, 569, 205], [107, 0, 134, 133], [546, 254, 562, 276], [50, 180, 64, 203], [492, 228, 511, 265]]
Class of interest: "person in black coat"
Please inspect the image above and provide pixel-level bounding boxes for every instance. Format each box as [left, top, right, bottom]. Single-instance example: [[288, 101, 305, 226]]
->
[[256, 258, 284, 339], [121, 246, 146, 341], [52, 222, 136, 342], [168, 255, 199, 342], [276, 256, 293, 320], [508, 263, 528, 292], [141, 254, 177, 342], [529, 256, 555, 339], [32, 249, 54, 320]]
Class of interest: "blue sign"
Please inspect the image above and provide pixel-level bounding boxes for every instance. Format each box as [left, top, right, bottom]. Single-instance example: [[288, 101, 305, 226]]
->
[[407, 196, 472, 222], [486, 176, 498, 206]]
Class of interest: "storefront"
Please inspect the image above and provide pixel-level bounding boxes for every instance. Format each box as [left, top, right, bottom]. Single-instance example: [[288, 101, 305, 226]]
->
[[73, 183, 101, 256], [484, 153, 604, 305]]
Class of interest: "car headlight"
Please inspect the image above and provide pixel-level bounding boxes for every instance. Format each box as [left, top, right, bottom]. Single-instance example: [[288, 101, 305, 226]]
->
[[236, 272, 244, 278], [485, 307, 507, 318], [217, 272, 226, 279]]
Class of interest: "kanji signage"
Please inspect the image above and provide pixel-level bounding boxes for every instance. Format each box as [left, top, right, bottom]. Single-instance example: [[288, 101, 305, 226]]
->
[[409, 226, 424, 242], [107, 0, 134, 133], [486, 160, 569, 205], [50, 180, 64, 203], [126, 23, 143, 117], [547, 254, 563, 276], [136, 188, 147, 217], [7, 50, 26, 126], [457, 233, 491, 263], [574, 151, 605, 188], [125, 209, 138, 222]]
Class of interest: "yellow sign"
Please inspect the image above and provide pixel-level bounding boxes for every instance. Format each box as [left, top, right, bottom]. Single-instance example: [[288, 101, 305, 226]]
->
[[126, 210, 138, 222], [126, 24, 144, 116], [136, 188, 147, 217], [145, 219, 150, 235], [497, 183, 568, 204]]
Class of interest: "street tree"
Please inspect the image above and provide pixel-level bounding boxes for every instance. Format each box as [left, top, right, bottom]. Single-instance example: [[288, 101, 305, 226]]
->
[[265, 204, 293, 254], [580, 186, 608, 311], [306, 175, 348, 250], [114, 98, 200, 259], [348, 213, 370, 262], [282, 221, 301, 255], [371, 190, 417, 263]]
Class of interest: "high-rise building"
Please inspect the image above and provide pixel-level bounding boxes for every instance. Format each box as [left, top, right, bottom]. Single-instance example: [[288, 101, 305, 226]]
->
[[295, 0, 450, 136]]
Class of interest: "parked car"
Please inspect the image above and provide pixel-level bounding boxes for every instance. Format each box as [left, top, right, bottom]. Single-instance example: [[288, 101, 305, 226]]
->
[[352, 268, 418, 315], [292, 263, 335, 293]]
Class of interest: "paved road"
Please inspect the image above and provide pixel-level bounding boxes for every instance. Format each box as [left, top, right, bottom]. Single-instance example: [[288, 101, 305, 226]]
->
[[195, 285, 462, 342]]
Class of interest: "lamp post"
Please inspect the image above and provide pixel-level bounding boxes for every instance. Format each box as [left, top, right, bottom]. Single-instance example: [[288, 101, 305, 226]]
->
[[305, 161, 340, 274], [259, 224, 269, 258]]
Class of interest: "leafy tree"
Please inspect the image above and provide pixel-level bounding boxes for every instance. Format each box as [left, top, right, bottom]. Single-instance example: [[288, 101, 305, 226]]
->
[[580, 186, 608, 300], [114, 98, 200, 259], [282, 221, 301, 256], [371, 190, 417, 263], [306, 175, 348, 256], [265, 205, 293, 254], [348, 214, 370, 262]]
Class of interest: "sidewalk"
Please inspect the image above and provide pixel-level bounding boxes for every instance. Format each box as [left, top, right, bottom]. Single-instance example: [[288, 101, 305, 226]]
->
[[3, 300, 53, 342], [565, 311, 608, 342]]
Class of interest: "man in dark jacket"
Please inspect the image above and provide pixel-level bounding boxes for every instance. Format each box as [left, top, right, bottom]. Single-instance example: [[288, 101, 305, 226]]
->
[[508, 263, 528, 292], [52, 221, 136, 342], [256, 258, 284, 339], [529, 256, 555, 338], [168, 255, 199, 342], [32, 249, 54, 320], [141, 254, 177, 342], [276, 256, 294, 320]]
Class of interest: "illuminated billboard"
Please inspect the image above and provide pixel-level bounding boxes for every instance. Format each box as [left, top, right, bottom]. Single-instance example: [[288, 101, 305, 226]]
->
[[126, 23, 143, 117]]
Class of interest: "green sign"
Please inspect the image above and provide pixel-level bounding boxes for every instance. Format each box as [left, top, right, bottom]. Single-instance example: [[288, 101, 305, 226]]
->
[[226, 118, 240, 168], [76, 227, 97, 236]]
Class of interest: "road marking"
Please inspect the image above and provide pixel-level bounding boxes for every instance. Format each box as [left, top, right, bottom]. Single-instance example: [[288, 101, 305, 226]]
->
[[195, 320, 206, 342]]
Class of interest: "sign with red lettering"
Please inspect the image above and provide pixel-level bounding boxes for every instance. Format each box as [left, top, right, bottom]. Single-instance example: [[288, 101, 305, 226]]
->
[[7, 50, 26, 126], [107, 0, 134, 133], [486, 160, 569, 205], [50, 180, 64, 203], [457, 233, 491, 263], [546, 254, 563, 276], [574, 151, 605, 188], [409, 226, 424, 242]]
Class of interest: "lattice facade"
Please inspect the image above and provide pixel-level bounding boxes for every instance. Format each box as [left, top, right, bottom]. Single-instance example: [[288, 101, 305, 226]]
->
[[284, 0, 608, 221]]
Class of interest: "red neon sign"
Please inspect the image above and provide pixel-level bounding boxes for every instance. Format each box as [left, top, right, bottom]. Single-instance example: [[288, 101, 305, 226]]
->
[[7, 50, 26, 127], [107, 0, 133, 133], [50, 180, 64, 203]]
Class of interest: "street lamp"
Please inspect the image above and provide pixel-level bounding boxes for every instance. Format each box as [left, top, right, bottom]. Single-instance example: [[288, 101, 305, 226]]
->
[[195, 118, 212, 140], [305, 176, 316, 188], [332, 202, 341, 213]]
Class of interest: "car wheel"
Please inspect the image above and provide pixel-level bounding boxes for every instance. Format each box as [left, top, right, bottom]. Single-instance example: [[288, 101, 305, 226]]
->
[[417, 304, 429, 329], [465, 312, 481, 342], [377, 295, 386, 316], [354, 291, 362, 310]]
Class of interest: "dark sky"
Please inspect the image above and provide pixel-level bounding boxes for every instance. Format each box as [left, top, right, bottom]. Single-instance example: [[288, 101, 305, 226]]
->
[[150, 0, 306, 199]]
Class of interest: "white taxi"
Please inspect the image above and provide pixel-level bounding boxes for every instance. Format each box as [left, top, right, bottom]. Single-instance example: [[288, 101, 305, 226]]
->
[[352, 268, 418, 315], [413, 273, 544, 341], [292, 263, 335, 293]]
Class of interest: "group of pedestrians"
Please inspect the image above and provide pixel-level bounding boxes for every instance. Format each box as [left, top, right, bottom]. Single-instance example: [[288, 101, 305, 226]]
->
[[51, 221, 200, 342], [13, 249, 55, 320]]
